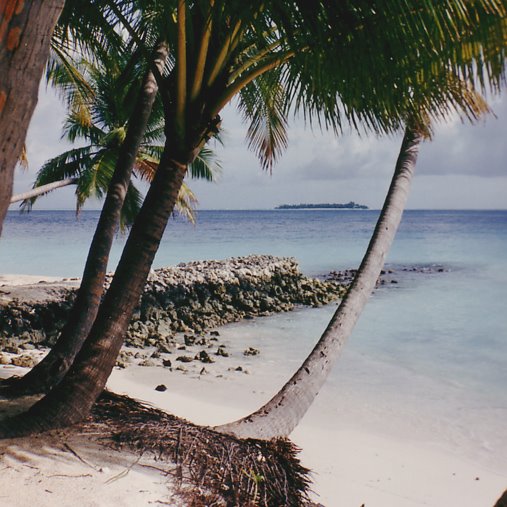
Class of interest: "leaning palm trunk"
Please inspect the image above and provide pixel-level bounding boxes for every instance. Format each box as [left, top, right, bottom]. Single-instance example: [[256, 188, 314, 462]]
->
[[0, 1, 65, 236], [216, 125, 424, 440], [0, 140, 189, 436], [1, 43, 169, 398], [10, 178, 79, 203]]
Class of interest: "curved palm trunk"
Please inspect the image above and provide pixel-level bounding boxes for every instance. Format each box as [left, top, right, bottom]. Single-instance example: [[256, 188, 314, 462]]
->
[[10, 178, 79, 203], [216, 126, 423, 440], [0, 0, 64, 236], [0, 141, 189, 436], [1, 43, 169, 397]]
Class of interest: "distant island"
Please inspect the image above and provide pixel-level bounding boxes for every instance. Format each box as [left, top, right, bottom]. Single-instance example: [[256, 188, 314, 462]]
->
[[275, 201, 368, 210]]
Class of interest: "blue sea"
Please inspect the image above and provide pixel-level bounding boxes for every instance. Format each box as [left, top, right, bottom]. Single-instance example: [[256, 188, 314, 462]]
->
[[1, 209, 506, 469]]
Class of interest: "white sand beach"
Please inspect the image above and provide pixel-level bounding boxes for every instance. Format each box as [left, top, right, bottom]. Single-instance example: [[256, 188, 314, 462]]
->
[[0, 270, 506, 506], [1, 355, 506, 507]]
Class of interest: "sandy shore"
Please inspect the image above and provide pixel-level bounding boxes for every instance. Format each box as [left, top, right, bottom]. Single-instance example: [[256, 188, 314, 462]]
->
[[1, 358, 505, 506], [0, 273, 505, 506]]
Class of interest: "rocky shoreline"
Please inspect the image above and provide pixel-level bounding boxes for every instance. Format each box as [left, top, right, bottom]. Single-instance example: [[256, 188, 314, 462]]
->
[[0, 255, 347, 357]]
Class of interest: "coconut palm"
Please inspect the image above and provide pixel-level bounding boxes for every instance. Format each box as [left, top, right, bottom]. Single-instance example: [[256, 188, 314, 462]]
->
[[1, 0, 506, 437], [2, 38, 220, 396], [13, 48, 218, 226]]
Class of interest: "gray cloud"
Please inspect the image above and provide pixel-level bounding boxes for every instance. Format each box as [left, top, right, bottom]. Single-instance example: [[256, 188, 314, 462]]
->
[[11, 87, 507, 211]]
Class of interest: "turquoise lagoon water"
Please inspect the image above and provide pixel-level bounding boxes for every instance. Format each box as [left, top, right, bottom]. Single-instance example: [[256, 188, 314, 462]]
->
[[1, 209, 506, 468]]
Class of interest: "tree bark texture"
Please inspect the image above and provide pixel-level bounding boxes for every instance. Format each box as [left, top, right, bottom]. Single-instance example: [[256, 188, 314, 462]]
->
[[216, 126, 423, 440], [0, 142, 188, 436], [2, 43, 169, 397], [0, 0, 64, 236]]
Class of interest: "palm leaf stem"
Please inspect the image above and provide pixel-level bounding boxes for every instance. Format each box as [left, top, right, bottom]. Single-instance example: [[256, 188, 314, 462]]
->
[[211, 50, 295, 116], [206, 19, 242, 87], [176, 0, 187, 138], [190, 0, 214, 101], [228, 39, 283, 84]]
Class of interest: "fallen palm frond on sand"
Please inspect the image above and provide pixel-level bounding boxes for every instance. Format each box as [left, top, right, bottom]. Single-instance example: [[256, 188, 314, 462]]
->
[[83, 391, 316, 506]]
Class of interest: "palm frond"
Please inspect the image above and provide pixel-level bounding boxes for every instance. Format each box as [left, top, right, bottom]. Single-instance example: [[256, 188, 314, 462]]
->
[[189, 147, 221, 181], [238, 69, 289, 171], [119, 182, 144, 231], [174, 182, 199, 224]]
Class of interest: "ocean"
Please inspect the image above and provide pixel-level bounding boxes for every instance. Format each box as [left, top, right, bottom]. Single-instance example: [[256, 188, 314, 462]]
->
[[1, 209, 506, 470]]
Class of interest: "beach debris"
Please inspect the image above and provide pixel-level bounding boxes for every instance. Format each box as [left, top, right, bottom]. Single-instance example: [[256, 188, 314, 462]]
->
[[243, 347, 260, 356], [199, 367, 208, 375], [154, 384, 167, 392], [89, 391, 313, 505]]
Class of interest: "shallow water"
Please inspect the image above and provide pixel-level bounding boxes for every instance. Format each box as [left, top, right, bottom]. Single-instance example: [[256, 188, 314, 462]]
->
[[1, 209, 506, 469]]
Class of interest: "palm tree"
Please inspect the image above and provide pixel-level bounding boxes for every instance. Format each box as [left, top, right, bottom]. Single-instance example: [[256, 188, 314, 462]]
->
[[11, 49, 217, 227], [1, 0, 506, 437], [0, 1, 65, 236], [215, 95, 490, 439], [3, 38, 220, 397]]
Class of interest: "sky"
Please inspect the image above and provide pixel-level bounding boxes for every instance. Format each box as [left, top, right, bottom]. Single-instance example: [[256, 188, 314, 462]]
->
[[10, 85, 507, 211]]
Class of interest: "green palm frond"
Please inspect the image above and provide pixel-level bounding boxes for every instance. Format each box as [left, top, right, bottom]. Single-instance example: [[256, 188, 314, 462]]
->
[[47, 43, 95, 120], [75, 148, 117, 213], [62, 111, 106, 144], [34, 147, 96, 188], [174, 182, 199, 224], [119, 182, 144, 231], [189, 147, 221, 181], [238, 69, 289, 171]]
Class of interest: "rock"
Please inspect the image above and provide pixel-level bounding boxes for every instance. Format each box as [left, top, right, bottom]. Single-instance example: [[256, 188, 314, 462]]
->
[[155, 384, 167, 392], [235, 366, 243, 372], [197, 350, 214, 363], [176, 355, 194, 363], [0, 354, 11, 365], [0, 255, 350, 357], [199, 367, 208, 375], [3, 345, 20, 354], [139, 358, 157, 367], [184, 334, 196, 346], [243, 347, 260, 356], [216, 347, 229, 357], [151, 350, 161, 359], [162, 358, 172, 368], [11, 354, 37, 368]]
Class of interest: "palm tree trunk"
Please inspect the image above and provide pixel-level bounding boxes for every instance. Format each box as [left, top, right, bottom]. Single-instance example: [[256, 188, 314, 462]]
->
[[10, 178, 79, 203], [0, 140, 189, 436], [216, 125, 423, 440], [0, 0, 64, 236], [1, 43, 169, 398]]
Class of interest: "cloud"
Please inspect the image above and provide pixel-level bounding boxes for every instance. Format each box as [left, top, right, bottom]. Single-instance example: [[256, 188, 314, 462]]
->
[[11, 85, 507, 211]]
